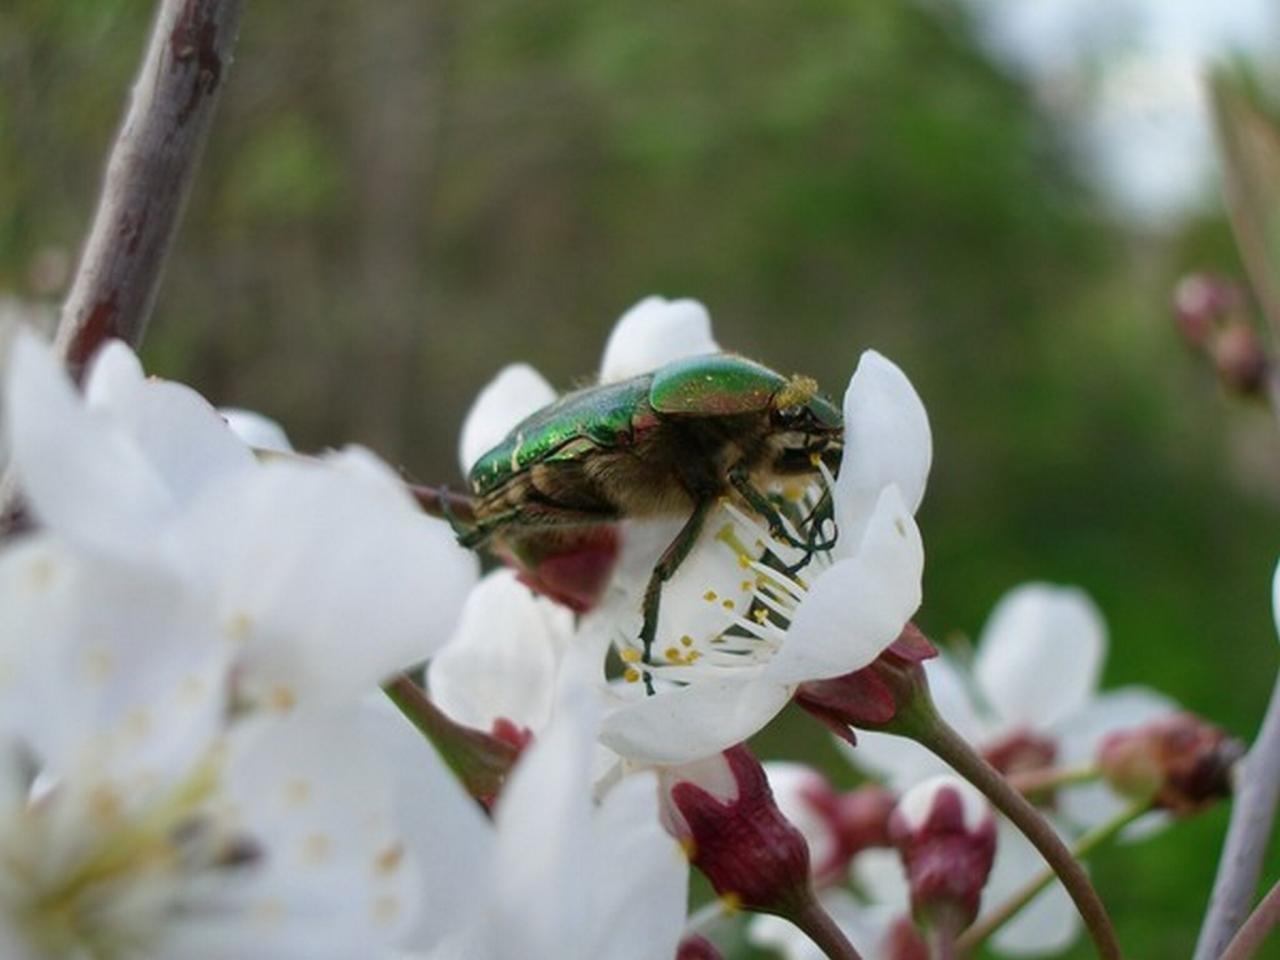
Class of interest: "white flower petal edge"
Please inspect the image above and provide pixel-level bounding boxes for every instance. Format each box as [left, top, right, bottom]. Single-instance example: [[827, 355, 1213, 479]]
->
[[599, 673, 793, 765], [5, 330, 178, 554], [985, 820, 1078, 957], [767, 485, 923, 685], [428, 569, 574, 734], [598, 296, 719, 383], [974, 583, 1106, 729], [832, 351, 932, 551], [1272, 556, 1280, 643], [219, 407, 295, 453], [459, 363, 556, 474]]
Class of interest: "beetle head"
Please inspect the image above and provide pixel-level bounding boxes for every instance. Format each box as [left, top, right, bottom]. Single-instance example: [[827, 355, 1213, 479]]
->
[[768, 375, 843, 477]]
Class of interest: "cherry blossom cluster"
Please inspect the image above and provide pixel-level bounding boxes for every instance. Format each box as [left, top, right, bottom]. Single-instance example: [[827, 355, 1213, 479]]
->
[[0, 296, 1247, 960]]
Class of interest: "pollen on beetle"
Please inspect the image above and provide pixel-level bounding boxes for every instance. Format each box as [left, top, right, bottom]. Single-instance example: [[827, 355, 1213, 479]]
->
[[776, 375, 818, 410]]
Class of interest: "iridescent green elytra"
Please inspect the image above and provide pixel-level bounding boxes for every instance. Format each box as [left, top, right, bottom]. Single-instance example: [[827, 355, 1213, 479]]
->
[[464, 352, 843, 685]]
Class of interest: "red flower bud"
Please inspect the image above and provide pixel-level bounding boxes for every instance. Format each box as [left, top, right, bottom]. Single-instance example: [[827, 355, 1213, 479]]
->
[[1173, 273, 1240, 347], [500, 525, 621, 613], [1098, 712, 1243, 815], [666, 745, 815, 918], [889, 775, 996, 931], [1212, 322, 1269, 397], [676, 934, 724, 960], [882, 915, 929, 960], [794, 623, 937, 742]]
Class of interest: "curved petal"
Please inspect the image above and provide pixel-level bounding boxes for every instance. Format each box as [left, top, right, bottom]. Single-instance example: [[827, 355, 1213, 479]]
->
[[1053, 685, 1178, 833], [220, 407, 294, 453], [767, 486, 923, 685], [427, 570, 573, 734], [765, 763, 839, 869], [458, 363, 555, 475], [84, 341, 257, 505], [832, 351, 932, 552], [582, 772, 687, 960], [598, 296, 718, 383], [974, 584, 1106, 730], [1272, 556, 1280, 643], [852, 847, 910, 911], [170, 454, 478, 709], [5, 330, 176, 553], [600, 675, 791, 764], [986, 820, 1079, 956]]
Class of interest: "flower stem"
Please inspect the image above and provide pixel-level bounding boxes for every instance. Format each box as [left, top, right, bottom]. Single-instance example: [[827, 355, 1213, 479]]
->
[[890, 698, 1123, 960], [1195, 662, 1280, 959], [1219, 878, 1280, 960], [956, 801, 1151, 954], [790, 897, 865, 960], [383, 673, 517, 801], [1006, 764, 1100, 798]]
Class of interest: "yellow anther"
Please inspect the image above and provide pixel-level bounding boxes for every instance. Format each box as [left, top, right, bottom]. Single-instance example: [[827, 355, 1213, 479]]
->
[[809, 451, 823, 468], [624, 668, 641, 683], [620, 648, 641, 663], [737, 553, 752, 569], [753, 608, 770, 624], [375, 844, 405, 876], [740, 580, 753, 592], [680, 635, 694, 647], [664, 647, 681, 661], [720, 892, 744, 915], [722, 599, 735, 611], [703, 590, 718, 602]]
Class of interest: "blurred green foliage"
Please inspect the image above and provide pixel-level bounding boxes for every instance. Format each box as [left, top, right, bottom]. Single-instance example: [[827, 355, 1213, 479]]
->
[[2, 1, 1278, 957]]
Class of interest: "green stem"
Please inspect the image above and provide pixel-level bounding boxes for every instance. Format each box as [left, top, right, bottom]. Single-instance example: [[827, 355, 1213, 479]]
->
[[956, 801, 1152, 954], [1006, 764, 1100, 798], [790, 897, 865, 960], [383, 673, 517, 800], [891, 698, 1123, 960]]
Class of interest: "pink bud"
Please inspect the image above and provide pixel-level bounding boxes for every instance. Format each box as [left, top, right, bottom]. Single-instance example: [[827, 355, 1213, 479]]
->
[[1173, 273, 1240, 346], [1212, 322, 1269, 397], [881, 916, 929, 960], [667, 745, 815, 918], [981, 728, 1057, 777], [889, 775, 996, 930], [795, 623, 937, 741], [1098, 712, 1243, 815], [676, 934, 724, 960]]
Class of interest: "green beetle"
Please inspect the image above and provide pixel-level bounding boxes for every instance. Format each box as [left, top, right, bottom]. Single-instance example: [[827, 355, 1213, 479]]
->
[[460, 352, 844, 683]]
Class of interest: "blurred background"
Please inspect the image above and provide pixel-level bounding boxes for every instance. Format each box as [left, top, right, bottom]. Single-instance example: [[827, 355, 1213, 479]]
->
[[2, 0, 1279, 956]]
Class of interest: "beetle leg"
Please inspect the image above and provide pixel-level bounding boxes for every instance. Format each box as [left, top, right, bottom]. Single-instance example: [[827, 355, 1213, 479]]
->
[[639, 498, 712, 695], [727, 467, 811, 552]]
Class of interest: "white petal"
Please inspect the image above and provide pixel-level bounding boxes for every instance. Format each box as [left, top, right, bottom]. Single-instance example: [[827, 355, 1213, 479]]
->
[[0, 535, 229, 790], [582, 771, 687, 960], [5, 329, 176, 553], [170, 456, 478, 709], [458, 364, 555, 475], [852, 847, 911, 912], [360, 701, 493, 950], [974, 584, 1106, 729], [220, 407, 295, 453], [178, 709, 424, 959], [832, 351, 932, 550], [1053, 686, 1178, 833], [83, 340, 257, 506], [767, 486, 923, 685], [1272, 557, 1280, 643], [485, 687, 598, 960], [600, 675, 792, 764], [427, 570, 572, 734], [986, 820, 1079, 956], [598, 296, 718, 383]]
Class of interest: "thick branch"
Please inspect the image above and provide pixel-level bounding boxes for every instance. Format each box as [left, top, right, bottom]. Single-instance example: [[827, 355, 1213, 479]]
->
[[1195, 668, 1280, 960], [55, 0, 245, 379], [0, 0, 244, 539]]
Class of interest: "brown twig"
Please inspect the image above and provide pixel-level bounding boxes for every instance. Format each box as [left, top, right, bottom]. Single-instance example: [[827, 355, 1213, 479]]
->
[[0, 0, 246, 539]]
